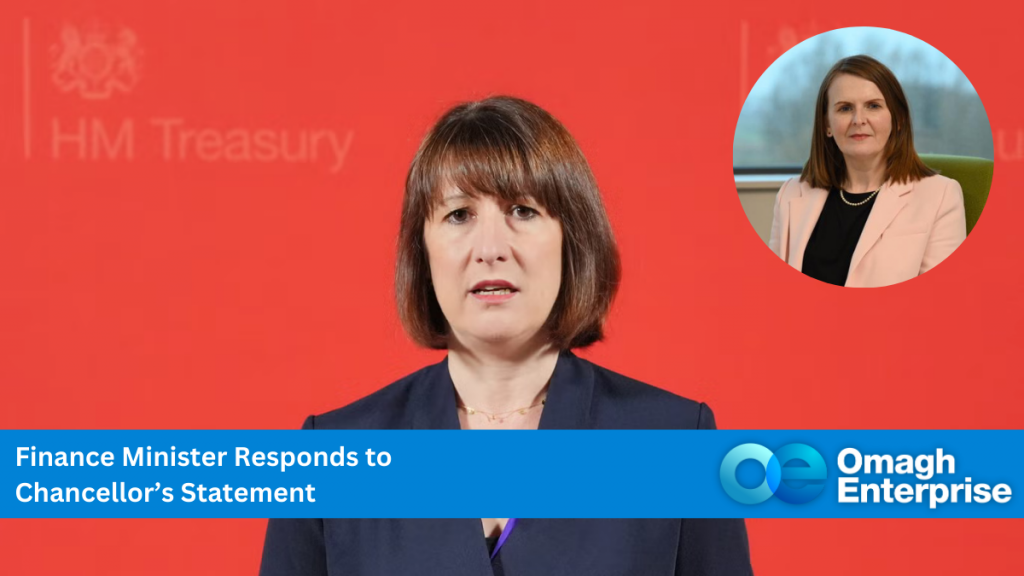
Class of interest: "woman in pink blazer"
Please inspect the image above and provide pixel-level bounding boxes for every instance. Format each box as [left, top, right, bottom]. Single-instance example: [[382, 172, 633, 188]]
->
[[768, 55, 966, 288]]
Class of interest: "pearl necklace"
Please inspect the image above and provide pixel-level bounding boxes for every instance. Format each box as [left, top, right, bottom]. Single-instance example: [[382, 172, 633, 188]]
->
[[840, 186, 881, 207]]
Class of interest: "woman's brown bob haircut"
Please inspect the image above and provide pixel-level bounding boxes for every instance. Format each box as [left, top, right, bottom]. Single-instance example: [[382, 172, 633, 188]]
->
[[396, 96, 621, 350], [802, 55, 935, 189]]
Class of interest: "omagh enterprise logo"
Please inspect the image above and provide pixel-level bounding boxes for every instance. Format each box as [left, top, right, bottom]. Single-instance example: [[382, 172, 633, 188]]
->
[[720, 443, 827, 504]]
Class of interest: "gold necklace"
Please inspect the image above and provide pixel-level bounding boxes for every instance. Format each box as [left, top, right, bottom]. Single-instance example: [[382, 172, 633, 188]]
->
[[840, 186, 881, 207], [458, 398, 547, 423]]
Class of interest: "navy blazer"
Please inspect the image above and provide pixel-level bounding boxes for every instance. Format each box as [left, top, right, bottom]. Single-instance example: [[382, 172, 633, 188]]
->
[[260, 351, 754, 575]]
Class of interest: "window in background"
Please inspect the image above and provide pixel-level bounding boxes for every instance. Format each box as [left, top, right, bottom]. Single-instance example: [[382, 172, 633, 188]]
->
[[734, 28, 993, 172]]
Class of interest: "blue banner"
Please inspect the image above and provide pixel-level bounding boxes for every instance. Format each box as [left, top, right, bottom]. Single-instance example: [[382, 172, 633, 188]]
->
[[2, 430, 1019, 518]]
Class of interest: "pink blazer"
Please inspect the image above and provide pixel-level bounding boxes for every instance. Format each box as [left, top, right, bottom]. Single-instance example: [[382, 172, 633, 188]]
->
[[768, 174, 967, 287]]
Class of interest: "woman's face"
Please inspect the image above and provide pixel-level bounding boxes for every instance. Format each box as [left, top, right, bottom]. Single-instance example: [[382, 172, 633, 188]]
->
[[825, 73, 893, 165], [423, 189, 563, 349]]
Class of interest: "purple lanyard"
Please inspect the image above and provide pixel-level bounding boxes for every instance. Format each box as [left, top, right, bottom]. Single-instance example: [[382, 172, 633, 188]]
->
[[490, 518, 517, 559]]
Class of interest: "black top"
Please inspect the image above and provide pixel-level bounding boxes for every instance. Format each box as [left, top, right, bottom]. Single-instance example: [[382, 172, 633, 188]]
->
[[801, 186, 878, 286], [486, 536, 506, 576], [485, 535, 499, 556], [259, 351, 754, 576]]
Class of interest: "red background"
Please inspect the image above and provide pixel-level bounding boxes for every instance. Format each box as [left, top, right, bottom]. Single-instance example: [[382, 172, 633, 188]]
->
[[2, 0, 1022, 574]]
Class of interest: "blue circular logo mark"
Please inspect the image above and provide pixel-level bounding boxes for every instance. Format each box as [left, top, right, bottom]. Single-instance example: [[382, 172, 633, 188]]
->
[[720, 443, 826, 504]]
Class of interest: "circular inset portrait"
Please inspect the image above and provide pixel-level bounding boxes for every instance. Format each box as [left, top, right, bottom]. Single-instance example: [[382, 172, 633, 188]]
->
[[734, 27, 993, 288]]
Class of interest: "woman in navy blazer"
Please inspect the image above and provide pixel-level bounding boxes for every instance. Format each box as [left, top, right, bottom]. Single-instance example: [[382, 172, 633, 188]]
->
[[260, 96, 753, 576]]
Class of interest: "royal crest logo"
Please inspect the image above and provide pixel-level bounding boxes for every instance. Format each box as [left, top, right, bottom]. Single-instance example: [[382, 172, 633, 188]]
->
[[51, 21, 142, 100]]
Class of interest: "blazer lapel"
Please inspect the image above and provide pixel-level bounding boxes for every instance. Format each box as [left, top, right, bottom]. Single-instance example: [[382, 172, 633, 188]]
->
[[847, 180, 913, 280], [500, 352, 595, 571], [787, 187, 828, 271], [407, 360, 494, 575], [404, 350, 596, 571], [538, 350, 595, 430], [410, 358, 461, 430]]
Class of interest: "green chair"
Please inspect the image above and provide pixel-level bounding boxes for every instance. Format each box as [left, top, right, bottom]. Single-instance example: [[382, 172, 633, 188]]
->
[[919, 154, 993, 235]]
